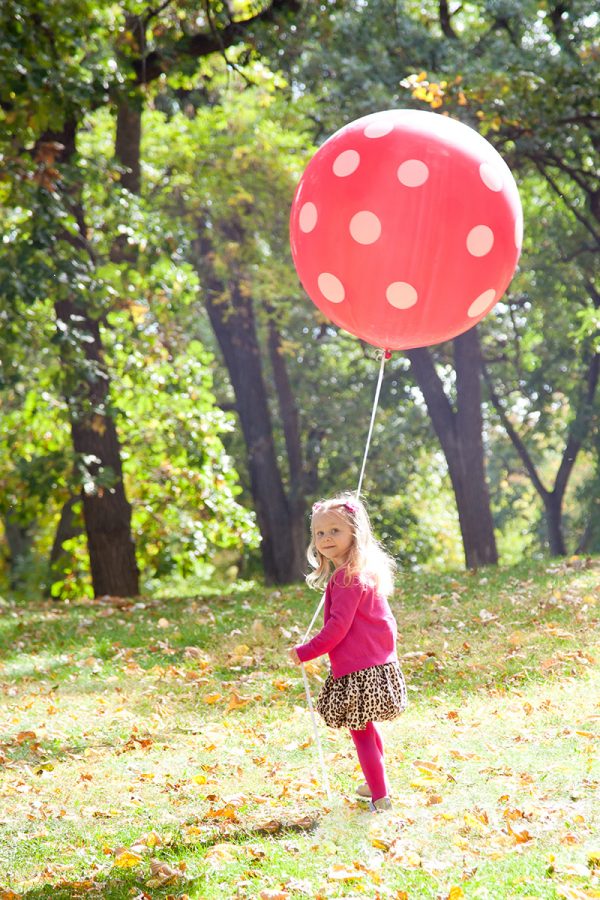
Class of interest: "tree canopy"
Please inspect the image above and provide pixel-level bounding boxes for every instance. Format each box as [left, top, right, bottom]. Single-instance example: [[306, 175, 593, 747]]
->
[[1, 0, 598, 596]]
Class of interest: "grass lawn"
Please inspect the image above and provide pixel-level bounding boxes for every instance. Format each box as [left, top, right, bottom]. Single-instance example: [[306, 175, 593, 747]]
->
[[0, 557, 598, 900]]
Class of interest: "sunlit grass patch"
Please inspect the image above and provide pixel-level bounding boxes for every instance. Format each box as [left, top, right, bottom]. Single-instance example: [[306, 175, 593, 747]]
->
[[0, 557, 598, 898]]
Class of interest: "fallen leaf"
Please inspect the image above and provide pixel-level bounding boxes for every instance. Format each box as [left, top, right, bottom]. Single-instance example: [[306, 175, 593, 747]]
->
[[561, 833, 580, 845], [113, 849, 144, 868], [146, 858, 184, 888], [328, 863, 365, 881], [464, 810, 489, 832], [205, 804, 238, 822], [557, 887, 600, 900], [203, 693, 223, 704], [227, 691, 252, 711], [205, 843, 238, 867], [135, 831, 163, 848], [589, 851, 600, 870], [506, 821, 533, 844]]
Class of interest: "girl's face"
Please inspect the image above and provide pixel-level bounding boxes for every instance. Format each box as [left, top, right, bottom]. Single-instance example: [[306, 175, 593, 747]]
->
[[312, 510, 354, 568]]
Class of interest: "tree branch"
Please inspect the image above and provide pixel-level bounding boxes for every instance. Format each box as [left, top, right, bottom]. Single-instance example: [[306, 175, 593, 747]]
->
[[482, 365, 550, 500], [553, 350, 599, 500], [535, 162, 600, 247], [439, 0, 459, 39], [132, 0, 300, 84]]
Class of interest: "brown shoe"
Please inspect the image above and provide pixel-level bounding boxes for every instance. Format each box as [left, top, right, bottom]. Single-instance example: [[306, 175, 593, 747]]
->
[[356, 783, 371, 798], [370, 796, 393, 813]]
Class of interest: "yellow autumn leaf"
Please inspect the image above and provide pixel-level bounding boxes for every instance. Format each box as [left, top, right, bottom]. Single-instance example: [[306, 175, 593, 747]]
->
[[227, 691, 252, 711], [508, 631, 527, 647], [203, 693, 223, 704], [464, 810, 489, 832], [113, 849, 143, 868], [588, 850, 600, 869], [192, 774, 207, 785], [368, 820, 392, 851], [447, 888, 465, 900], [506, 821, 533, 844], [413, 759, 443, 772], [205, 804, 238, 821], [272, 678, 292, 691], [90, 414, 107, 436], [135, 831, 162, 848], [557, 887, 600, 900], [205, 843, 238, 866], [302, 660, 322, 676], [328, 863, 364, 881]]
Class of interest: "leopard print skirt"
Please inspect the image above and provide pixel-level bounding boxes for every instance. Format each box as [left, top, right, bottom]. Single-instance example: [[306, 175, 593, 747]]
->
[[315, 661, 407, 731]]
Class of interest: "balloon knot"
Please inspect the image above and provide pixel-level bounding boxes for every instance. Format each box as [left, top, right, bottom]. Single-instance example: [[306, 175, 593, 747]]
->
[[384, 350, 392, 360]]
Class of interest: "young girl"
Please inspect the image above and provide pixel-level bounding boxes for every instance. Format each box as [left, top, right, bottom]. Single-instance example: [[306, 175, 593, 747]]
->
[[290, 493, 407, 812]]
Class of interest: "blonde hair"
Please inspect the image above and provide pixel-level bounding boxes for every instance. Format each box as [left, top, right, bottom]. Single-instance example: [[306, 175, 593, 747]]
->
[[306, 492, 396, 597]]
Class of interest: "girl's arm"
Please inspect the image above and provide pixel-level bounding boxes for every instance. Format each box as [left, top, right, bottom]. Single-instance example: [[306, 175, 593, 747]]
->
[[294, 577, 363, 663]]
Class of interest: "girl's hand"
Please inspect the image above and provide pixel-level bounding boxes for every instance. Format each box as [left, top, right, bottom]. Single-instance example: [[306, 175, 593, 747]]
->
[[289, 648, 302, 666]]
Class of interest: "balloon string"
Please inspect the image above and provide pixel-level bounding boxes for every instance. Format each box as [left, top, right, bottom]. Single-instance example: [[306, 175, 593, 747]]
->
[[300, 348, 391, 803], [356, 349, 390, 499], [302, 348, 390, 644], [302, 662, 332, 801]]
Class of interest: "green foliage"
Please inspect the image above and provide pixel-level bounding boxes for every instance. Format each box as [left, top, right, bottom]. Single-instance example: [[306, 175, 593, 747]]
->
[[1, 0, 598, 594]]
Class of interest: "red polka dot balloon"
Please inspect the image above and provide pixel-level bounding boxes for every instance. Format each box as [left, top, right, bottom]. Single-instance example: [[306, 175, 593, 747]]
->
[[290, 109, 523, 350]]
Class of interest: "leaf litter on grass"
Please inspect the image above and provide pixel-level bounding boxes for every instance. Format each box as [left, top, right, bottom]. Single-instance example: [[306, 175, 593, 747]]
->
[[0, 559, 599, 898]]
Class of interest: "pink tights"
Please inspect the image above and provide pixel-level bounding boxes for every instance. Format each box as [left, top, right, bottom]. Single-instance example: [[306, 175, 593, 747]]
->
[[350, 722, 389, 801]]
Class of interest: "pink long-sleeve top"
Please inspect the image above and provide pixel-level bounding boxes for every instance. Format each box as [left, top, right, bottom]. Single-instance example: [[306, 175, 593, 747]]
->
[[295, 568, 398, 678]]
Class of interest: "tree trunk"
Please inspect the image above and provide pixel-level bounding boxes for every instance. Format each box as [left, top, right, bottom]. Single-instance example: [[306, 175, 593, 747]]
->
[[54, 298, 139, 596], [267, 316, 307, 577], [43, 121, 139, 597], [407, 328, 498, 568], [3, 514, 35, 590], [49, 495, 82, 566], [543, 491, 567, 556], [194, 227, 305, 583]]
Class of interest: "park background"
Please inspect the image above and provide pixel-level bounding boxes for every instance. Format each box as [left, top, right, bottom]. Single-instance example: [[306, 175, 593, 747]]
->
[[0, 2, 599, 899]]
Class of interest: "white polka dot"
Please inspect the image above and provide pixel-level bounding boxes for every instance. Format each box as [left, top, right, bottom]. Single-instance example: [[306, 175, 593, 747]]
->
[[467, 289, 496, 318], [299, 202, 318, 233], [364, 119, 394, 139], [350, 210, 381, 245], [480, 163, 503, 192], [515, 212, 523, 250], [386, 282, 418, 309], [467, 225, 494, 257], [333, 149, 360, 177], [318, 273, 345, 304], [397, 159, 429, 188]]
